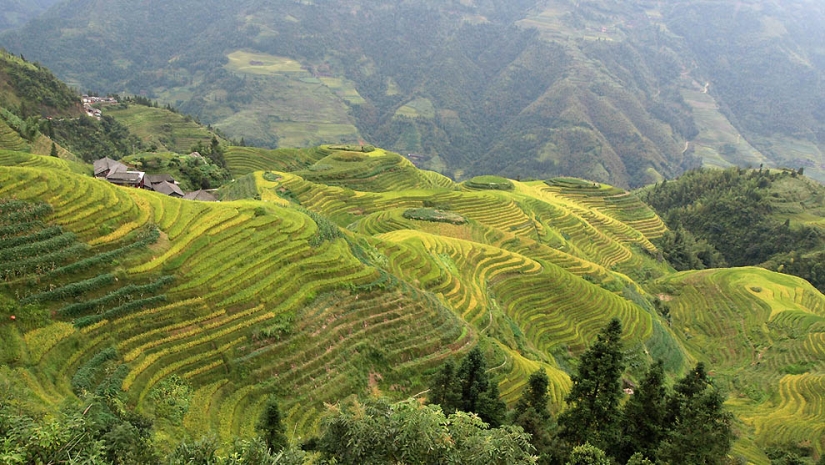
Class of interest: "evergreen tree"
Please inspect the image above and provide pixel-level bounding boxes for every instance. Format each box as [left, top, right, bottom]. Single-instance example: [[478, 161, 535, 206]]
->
[[457, 346, 489, 415], [257, 395, 287, 453], [455, 346, 507, 427], [477, 380, 507, 428], [513, 369, 557, 464], [619, 360, 668, 462], [428, 359, 461, 414], [558, 318, 624, 454], [429, 347, 508, 427], [514, 369, 551, 420], [49, 142, 58, 157], [657, 363, 733, 465]]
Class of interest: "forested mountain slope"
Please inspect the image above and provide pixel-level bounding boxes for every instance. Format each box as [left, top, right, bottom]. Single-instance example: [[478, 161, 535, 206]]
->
[[0, 0, 61, 32], [639, 167, 825, 295], [11, 0, 825, 186]]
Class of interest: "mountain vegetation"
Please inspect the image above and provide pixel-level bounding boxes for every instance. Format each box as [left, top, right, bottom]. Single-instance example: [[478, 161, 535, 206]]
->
[[639, 167, 825, 292], [5, 1, 825, 187], [0, 49, 145, 164], [0, 139, 823, 462], [0, 0, 60, 32]]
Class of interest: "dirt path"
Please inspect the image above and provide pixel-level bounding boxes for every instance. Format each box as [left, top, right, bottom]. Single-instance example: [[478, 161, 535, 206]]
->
[[486, 354, 509, 374]]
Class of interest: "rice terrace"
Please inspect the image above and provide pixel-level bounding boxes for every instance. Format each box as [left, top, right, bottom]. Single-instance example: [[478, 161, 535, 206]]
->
[[0, 139, 822, 462]]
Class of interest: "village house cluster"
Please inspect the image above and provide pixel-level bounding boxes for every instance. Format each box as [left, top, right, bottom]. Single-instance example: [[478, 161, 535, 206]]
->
[[93, 157, 217, 201], [82, 95, 118, 119]]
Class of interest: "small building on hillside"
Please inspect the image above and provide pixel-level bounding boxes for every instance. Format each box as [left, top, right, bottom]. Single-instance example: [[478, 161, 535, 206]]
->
[[94, 157, 128, 178], [152, 180, 185, 198], [182, 190, 218, 202], [106, 170, 145, 188], [145, 173, 176, 187]]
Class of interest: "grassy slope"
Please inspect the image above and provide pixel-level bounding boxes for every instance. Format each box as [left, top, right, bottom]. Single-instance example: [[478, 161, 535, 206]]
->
[[105, 104, 219, 155], [0, 147, 822, 462]]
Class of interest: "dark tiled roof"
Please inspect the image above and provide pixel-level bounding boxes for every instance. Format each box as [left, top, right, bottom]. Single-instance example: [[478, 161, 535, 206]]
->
[[182, 190, 218, 202], [145, 173, 175, 185], [153, 180, 185, 197], [93, 157, 127, 176], [106, 171, 144, 184]]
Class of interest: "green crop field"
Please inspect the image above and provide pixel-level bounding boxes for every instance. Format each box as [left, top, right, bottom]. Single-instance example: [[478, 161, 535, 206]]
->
[[106, 104, 218, 154], [225, 51, 305, 76], [655, 267, 825, 457], [0, 146, 822, 463]]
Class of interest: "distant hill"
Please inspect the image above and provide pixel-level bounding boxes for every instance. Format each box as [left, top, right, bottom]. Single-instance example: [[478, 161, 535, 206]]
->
[[0, 0, 61, 32], [105, 99, 222, 155], [5, 1, 824, 187], [639, 167, 825, 294]]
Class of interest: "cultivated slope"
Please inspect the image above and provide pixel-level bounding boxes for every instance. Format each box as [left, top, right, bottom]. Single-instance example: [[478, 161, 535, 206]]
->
[[654, 268, 825, 460], [0, 147, 823, 462]]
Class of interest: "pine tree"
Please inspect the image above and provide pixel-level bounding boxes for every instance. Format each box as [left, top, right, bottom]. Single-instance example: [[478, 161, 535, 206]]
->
[[477, 380, 506, 427], [428, 359, 461, 414], [514, 370, 547, 417], [430, 347, 508, 427], [657, 363, 733, 465], [558, 318, 624, 454], [456, 347, 489, 415], [619, 360, 667, 462], [258, 395, 287, 452], [513, 369, 557, 464], [50, 142, 58, 158]]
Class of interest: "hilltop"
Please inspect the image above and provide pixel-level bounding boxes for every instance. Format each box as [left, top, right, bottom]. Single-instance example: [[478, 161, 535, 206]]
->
[[0, 143, 822, 462], [638, 167, 825, 295]]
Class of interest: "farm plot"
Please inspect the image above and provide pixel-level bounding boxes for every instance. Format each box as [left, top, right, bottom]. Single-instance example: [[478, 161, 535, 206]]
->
[[224, 146, 328, 177], [183, 287, 472, 440], [657, 267, 825, 454]]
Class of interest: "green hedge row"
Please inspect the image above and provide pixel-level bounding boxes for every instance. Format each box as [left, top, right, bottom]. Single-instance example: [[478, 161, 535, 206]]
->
[[58, 276, 174, 317], [20, 273, 115, 304]]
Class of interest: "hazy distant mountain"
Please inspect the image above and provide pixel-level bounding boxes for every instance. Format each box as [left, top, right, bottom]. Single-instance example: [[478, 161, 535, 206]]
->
[[0, 0, 62, 32], [3, 0, 825, 186]]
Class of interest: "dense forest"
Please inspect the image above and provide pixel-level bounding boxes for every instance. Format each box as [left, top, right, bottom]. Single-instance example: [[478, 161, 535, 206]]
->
[[0, 0, 60, 32]]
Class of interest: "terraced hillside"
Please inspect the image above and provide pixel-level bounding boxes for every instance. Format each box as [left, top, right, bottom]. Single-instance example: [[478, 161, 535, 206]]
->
[[0, 147, 823, 463], [105, 104, 219, 154], [655, 268, 825, 460]]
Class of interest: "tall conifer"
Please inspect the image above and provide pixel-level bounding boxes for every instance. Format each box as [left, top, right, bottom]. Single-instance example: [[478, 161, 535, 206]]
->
[[619, 360, 667, 462], [558, 318, 624, 454]]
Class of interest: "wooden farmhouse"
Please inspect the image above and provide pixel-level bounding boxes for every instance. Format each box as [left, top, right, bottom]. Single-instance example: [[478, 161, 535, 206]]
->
[[93, 157, 217, 201]]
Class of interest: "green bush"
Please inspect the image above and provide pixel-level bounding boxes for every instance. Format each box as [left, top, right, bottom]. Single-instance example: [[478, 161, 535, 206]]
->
[[403, 208, 467, 225], [465, 175, 514, 191]]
